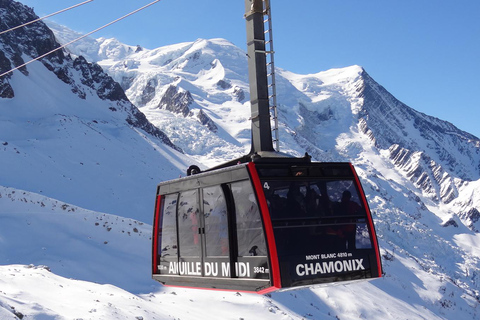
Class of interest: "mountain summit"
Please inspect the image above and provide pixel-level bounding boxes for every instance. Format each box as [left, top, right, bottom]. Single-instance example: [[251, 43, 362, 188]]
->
[[57, 27, 480, 214]]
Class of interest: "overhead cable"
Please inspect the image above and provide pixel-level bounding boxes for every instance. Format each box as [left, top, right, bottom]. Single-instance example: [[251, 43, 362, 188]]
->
[[0, 0, 95, 36], [0, 0, 162, 78]]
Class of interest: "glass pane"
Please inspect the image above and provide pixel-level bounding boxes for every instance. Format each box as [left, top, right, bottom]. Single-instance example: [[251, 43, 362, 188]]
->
[[178, 190, 201, 257], [231, 181, 267, 257], [262, 179, 372, 255], [159, 194, 178, 258], [325, 180, 363, 216], [203, 186, 229, 257], [263, 180, 365, 219], [355, 223, 372, 249]]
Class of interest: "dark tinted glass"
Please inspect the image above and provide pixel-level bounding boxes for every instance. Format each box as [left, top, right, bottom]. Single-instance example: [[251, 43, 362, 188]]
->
[[262, 178, 375, 286], [178, 190, 201, 257], [231, 180, 267, 257], [159, 194, 178, 258], [262, 179, 372, 253], [263, 179, 365, 219], [203, 185, 229, 257]]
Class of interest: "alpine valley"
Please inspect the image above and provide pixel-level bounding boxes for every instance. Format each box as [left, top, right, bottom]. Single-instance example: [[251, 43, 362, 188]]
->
[[1, 0, 479, 319]]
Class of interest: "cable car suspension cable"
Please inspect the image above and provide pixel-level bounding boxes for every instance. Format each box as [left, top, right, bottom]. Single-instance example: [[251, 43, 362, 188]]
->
[[0, 0, 95, 36], [0, 0, 162, 78]]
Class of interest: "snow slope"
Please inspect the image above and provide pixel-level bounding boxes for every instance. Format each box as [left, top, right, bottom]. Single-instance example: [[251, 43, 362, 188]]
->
[[1, 1, 194, 222], [1, 188, 476, 320], [1, 59, 195, 221], [0, 1, 479, 318]]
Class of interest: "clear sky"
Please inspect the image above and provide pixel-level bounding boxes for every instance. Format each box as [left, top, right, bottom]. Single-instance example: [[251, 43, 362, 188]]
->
[[20, 0, 480, 138]]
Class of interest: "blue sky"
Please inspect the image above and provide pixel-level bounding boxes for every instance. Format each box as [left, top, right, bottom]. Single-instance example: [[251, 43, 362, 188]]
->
[[20, 0, 480, 138]]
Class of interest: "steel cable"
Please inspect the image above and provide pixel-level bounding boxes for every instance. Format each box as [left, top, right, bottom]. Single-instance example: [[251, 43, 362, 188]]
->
[[0, 0, 162, 78]]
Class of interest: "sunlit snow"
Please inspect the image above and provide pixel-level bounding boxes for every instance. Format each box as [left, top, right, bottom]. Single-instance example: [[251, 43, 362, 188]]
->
[[0, 10, 479, 319]]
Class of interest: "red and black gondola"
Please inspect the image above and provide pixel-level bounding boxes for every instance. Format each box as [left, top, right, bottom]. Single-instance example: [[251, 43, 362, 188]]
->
[[151, 0, 382, 293], [152, 155, 382, 293]]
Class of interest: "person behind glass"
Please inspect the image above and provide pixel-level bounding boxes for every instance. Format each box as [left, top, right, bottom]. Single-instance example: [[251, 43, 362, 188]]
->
[[339, 190, 360, 249], [340, 190, 361, 215]]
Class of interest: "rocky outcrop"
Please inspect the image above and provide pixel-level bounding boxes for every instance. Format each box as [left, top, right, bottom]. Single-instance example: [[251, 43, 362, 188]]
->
[[140, 78, 157, 106], [157, 85, 193, 117], [459, 208, 480, 232], [358, 69, 480, 204], [0, 50, 14, 98], [0, 0, 180, 152], [197, 109, 218, 132], [233, 86, 245, 102]]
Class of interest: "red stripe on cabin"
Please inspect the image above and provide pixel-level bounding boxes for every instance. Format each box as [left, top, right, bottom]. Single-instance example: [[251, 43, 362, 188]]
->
[[350, 163, 383, 277], [152, 195, 163, 275], [247, 162, 282, 289]]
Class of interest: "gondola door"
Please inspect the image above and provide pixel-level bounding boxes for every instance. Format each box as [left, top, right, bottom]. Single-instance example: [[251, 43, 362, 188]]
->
[[176, 189, 203, 277], [229, 180, 270, 282], [153, 165, 275, 291], [175, 186, 234, 280], [201, 185, 232, 279], [201, 182, 271, 283]]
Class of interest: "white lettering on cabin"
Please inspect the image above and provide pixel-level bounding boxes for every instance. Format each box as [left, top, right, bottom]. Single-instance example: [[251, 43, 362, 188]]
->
[[235, 262, 251, 277], [296, 259, 365, 276], [168, 261, 202, 276], [169, 262, 177, 274], [222, 262, 230, 277], [204, 262, 219, 276], [167, 261, 253, 278], [221, 262, 251, 277]]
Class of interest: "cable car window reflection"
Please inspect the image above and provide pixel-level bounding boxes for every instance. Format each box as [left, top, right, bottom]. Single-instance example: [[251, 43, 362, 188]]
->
[[203, 186, 229, 257], [263, 179, 373, 255], [325, 180, 362, 215], [231, 180, 267, 257], [178, 190, 200, 257], [356, 223, 372, 249], [159, 194, 178, 258], [265, 180, 366, 219]]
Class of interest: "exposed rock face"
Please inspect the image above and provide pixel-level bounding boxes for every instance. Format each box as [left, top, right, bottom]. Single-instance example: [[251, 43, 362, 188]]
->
[[72, 56, 128, 101], [0, 0, 180, 152], [357, 69, 480, 205], [233, 86, 245, 102], [197, 109, 218, 133], [459, 208, 480, 232], [157, 85, 218, 133], [216, 79, 231, 90], [140, 78, 157, 106], [0, 50, 14, 98], [157, 85, 193, 117]]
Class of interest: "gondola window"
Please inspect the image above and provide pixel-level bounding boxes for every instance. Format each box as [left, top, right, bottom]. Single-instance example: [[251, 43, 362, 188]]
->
[[178, 190, 201, 257], [231, 181, 267, 257], [159, 194, 178, 258], [203, 185, 229, 257]]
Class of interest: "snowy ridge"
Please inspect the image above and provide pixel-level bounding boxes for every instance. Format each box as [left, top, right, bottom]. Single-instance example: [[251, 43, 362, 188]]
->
[[1, 0, 193, 221], [1, 0, 479, 318]]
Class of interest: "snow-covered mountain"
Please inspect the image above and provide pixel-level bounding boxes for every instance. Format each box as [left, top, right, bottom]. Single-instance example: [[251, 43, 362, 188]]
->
[[0, 0, 194, 222], [54, 20, 480, 229], [1, 0, 480, 318]]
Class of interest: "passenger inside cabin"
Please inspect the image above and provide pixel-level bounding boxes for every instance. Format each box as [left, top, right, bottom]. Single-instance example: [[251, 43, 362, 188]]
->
[[337, 190, 361, 216]]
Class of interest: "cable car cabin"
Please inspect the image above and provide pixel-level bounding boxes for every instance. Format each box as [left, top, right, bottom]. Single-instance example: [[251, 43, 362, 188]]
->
[[152, 158, 382, 294]]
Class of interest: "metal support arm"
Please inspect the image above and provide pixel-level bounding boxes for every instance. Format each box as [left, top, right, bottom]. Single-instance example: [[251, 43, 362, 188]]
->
[[245, 0, 274, 153]]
